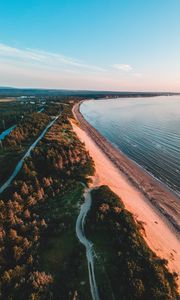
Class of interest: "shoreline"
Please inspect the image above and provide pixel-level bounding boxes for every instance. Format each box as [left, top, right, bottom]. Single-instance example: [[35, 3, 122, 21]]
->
[[73, 101, 180, 233], [71, 100, 180, 288]]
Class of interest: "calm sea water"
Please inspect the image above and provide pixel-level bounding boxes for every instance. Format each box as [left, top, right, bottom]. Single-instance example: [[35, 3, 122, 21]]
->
[[80, 96, 180, 196]]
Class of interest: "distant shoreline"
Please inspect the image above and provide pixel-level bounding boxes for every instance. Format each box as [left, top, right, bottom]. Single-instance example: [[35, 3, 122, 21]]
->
[[73, 100, 180, 235]]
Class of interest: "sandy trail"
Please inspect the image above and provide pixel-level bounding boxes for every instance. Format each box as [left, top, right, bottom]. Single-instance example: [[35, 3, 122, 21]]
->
[[76, 183, 100, 300], [71, 119, 180, 289]]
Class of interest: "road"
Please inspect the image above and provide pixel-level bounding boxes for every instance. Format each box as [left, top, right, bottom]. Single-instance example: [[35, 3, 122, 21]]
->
[[0, 107, 44, 142], [37, 107, 44, 113], [76, 185, 100, 300], [0, 110, 100, 298], [0, 125, 16, 141], [0, 115, 59, 194]]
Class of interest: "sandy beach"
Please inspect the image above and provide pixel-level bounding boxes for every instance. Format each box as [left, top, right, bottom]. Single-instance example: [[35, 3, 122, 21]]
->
[[71, 101, 180, 289]]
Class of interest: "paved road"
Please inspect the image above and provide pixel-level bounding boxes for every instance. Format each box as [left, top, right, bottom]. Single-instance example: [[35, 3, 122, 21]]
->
[[0, 125, 16, 141], [0, 115, 59, 194], [0, 107, 44, 142]]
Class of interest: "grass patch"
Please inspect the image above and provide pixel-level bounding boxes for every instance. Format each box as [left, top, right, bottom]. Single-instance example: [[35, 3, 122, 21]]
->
[[40, 183, 92, 300]]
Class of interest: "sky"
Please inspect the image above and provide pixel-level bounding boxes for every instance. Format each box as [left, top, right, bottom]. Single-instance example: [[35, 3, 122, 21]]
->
[[0, 0, 180, 92]]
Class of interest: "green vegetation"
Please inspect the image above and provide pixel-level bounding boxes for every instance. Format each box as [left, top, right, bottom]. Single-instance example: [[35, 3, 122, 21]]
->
[[0, 102, 64, 185], [86, 185, 179, 299], [0, 99, 42, 132], [0, 112, 50, 184], [4, 113, 50, 147], [40, 183, 92, 300], [0, 103, 94, 299]]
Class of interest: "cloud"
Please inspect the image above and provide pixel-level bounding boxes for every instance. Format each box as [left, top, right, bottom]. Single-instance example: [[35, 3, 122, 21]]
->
[[111, 64, 142, 79], [112, 64, 133, 72], [0, 43, 105, 72], [0, 43, 146, 90]]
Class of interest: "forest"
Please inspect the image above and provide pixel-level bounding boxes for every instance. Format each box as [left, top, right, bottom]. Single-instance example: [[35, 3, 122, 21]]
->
[[86, 186, 179, 299], [0, 99, 43, 133], [0, 101, 94, 299]]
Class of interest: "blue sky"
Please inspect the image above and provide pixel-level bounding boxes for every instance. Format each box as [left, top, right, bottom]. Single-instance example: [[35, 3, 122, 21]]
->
[[0, 0, 180, 91]]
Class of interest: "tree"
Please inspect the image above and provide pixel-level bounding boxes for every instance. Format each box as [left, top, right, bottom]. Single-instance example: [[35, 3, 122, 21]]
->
[[24, 209, 31, 219], [21, 182, 29, 196], [1, 270, 11, 284], [13, 192, 23, 202], [28, 271, 53, 290], [13, 245, 24, 261], [9, 228, 18, 240], [27, 195, 37, 206]]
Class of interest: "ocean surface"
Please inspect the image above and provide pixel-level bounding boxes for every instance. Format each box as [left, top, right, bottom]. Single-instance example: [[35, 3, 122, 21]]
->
[[80, 96, 180, 196]]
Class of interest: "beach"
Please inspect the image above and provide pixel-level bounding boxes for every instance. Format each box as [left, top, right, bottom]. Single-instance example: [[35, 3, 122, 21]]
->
[[71, 101, 180, 289]]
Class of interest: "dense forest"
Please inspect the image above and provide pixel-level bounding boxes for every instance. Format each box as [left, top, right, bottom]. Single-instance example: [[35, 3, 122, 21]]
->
[[0, 112, 50, 185], [0, 103, 94, 299], [86, 186, 179, 299], [0, 100, 65, 185], [0, 100, 43, 133]]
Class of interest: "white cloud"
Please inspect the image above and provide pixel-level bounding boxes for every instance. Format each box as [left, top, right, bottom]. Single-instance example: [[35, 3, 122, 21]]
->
[[0, 43, 105, 72], [0, 43, 147, 90], [112, 64, 133, 72], [111, 64, 142, 79]]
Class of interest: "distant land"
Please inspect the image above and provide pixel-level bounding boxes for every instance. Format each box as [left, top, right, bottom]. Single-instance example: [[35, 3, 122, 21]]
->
[[0, 86, 179, 98]]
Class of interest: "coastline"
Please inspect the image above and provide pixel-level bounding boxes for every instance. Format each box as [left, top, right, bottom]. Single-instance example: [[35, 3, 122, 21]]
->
[[73, 101, 180, 233], [71, 100, 180, 288]]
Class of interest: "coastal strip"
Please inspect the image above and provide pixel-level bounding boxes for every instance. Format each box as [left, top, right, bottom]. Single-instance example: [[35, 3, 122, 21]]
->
[[73, 101, 180, 233], [71, 100, 180, 288]]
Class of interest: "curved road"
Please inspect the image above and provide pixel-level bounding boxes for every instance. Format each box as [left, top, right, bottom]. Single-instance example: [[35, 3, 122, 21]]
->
[[0, 107, 44, 142], [0, 125, 16, 141], [0, 115, 59, 194], [76, 185, 100, 300]]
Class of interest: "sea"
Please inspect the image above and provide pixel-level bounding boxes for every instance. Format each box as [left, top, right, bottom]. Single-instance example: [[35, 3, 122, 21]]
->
[[80, 96, 180, 196]]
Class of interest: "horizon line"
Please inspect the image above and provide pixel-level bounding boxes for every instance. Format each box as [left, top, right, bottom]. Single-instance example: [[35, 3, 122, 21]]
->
[[0, 85, 180, 94]]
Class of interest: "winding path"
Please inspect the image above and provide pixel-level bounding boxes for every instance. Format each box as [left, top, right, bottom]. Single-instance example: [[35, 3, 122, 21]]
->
[[76, 185, 100, 300], [0, 115, 59, 194]]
